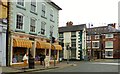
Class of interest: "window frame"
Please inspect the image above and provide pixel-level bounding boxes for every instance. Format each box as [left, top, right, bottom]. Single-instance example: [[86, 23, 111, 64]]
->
[[30, 18, 36, 32], [31, 0, 36, 12], [41, 21, 46, 35], [50, 8, 54, 21], [105, 41, 113, 48], [17, 0, 25, 7], [95, 35, 100, 39], [92, 41, 99, 48], [41, 3, 46, 17], [105, 34, 113, 38], [16, 13, 24, 30]]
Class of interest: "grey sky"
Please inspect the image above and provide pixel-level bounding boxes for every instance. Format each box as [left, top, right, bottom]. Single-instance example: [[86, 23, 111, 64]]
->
[[52, 0, 119, 28]]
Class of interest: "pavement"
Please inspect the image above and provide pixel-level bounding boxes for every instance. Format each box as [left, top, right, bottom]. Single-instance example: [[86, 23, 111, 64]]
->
[[0, 61, 76, 74], [0, 59, 118, 74]]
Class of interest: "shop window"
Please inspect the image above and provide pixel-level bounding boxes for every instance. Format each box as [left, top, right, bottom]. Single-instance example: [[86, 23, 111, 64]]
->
[[12, 47, 27, 63], [51, 50, 57, 60]]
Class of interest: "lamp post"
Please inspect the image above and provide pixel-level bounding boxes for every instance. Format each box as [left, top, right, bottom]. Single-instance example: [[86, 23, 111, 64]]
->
[[87, 23, 93, 60], [50, 26, 56, 66]]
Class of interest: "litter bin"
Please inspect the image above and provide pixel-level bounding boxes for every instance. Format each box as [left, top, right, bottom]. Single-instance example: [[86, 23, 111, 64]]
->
[[29, 58, 35, 69]]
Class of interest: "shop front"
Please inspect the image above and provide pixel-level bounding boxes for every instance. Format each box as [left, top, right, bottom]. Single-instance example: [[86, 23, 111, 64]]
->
[[51, 44, 62, 63], [35, 41, 51, 64], [11, 38, 32, 66]]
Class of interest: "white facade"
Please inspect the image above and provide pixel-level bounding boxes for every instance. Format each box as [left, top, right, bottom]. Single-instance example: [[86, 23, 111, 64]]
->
[[0, 24, 7, 66], [63, 28, 86, 60]]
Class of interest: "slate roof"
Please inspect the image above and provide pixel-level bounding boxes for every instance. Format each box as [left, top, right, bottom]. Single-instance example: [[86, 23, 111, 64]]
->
[[87, 25, 119, 35], [47, 0, 62, 10], [59, 24, 86, 32]]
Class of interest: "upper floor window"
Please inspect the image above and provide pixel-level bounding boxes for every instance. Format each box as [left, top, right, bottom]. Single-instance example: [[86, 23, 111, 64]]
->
[[30, 18, 36, 32], [92, 41, 99, 48], [105, 41, 113, 48], [31, 0, 36, 12], [71, 31, 76, 37], [41, 21, 46, 35], [50, 8, 54, 21], [87, 36, 91, 40], [105, 34, 113, 38], [50, 25, 54, 33], [17, 0, 24, 6], [71, 39, 76, 47], [95, 35, 99, 39], [16, 13, 24, 30], [41, 3, 46, 17]]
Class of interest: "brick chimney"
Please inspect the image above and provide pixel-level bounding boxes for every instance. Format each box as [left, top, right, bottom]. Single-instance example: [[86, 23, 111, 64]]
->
[[108, 23, 116, 28], [66, 21, 73, 27]]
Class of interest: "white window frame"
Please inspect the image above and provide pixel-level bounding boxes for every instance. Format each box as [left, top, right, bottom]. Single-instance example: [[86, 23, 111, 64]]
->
[[50, 8, 54, 21], [30, 18, 36, 32], [31, 0, 36, 12], [41, 3, 46, 17], [92, 41, 99, 48], [105, 41, 113, 48], [16, 13, 24, 30], [17, 0, 25, 7], [105, 34, 113, 38], [95, 35, 99, 39], [41, 21, 46, 35], [105, 49, 113, 58]]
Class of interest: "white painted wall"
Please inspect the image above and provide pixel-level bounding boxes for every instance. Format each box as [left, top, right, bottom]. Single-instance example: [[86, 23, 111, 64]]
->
[[63, 32, 71, 59], [0, 24, 7, 66], [82, 28, 86, 59]]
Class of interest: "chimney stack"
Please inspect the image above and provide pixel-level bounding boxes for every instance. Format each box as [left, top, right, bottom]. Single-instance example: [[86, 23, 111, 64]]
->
[[108, 23, 116, 28], [66, 21, 73, 27]]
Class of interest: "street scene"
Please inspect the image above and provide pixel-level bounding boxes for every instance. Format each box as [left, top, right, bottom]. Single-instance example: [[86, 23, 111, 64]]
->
[[0, 0, 120, 74]]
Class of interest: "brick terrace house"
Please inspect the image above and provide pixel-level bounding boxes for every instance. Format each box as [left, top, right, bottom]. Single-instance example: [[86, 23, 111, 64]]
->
[[86, 23, 120, 59]]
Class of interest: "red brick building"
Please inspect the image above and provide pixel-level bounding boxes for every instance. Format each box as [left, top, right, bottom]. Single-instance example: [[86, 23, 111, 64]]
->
[[87, 23, 120, 59]]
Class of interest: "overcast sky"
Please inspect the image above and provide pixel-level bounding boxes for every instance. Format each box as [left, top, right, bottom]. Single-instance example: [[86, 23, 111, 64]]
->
[[52, 0, 119, 28]]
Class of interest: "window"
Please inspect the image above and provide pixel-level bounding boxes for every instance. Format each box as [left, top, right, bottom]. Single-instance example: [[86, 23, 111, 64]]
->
[[41, 22, 46, 35], [105, 34, 113, 38], [50, 8, 54, 21], [30, 18, 36, 32], [71, 39, 76, 47], [41, 3, 46, 17], [16, 14, 23, 30], [87, 41, 91, 48], [105, 51, 113, 57], [71, 32, 76, 37], [105, 41, 113, 48], [31, 0, 36, 12], [95, 35, 99, 39], [87, 36, 91, 40], [50, 25, 54, 33], [92, 41, 99, 48], [17, 0, 24, 6]]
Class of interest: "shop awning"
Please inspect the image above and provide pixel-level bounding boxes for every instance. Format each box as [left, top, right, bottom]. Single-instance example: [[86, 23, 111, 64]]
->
[[36, 41, 51, 49], [13, 38, 32, 48], [51, 44, 62, 50]]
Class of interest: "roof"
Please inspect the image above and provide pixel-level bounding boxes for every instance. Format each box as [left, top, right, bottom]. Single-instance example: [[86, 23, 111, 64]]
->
[[47, 0, 62, 10], [87, 25, 119, 35], [59, 24, 86, 32]]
